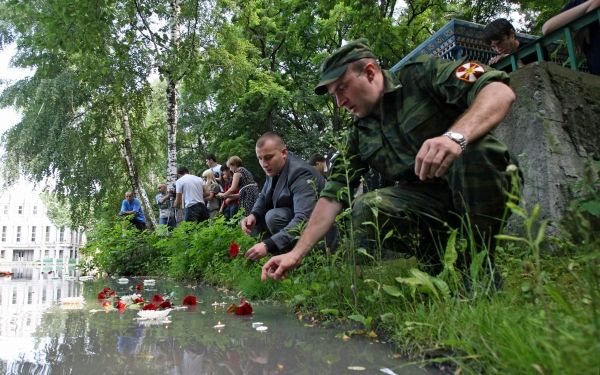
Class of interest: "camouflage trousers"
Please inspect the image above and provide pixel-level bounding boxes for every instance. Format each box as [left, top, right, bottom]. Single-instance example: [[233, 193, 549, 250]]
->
[[352, 141, 517, 271]]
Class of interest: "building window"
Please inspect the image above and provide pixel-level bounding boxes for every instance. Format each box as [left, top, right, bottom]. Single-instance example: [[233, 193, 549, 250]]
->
[[1, 250, 5, 259], [45, 226, 51, 242], [31, 226, 36, 242], [2, 205, 7, 214], [16, 226, 21, 242], [18, 205, 23, 214], [59, 227, 65, 242], [1, 226, 6, 242], [44, 249, 49, 257], [33, 205, 38, 215]]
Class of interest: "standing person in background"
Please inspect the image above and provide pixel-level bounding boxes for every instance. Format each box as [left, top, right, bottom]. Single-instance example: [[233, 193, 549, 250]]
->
[[119, 191, 147, 230], [156, 184, 176, 229], [542, 0, 600, 75], [482, 18, 522, 65], [205, 154, 222, 182], [219, 166, 240, 219], [217, 156, 259, 217], [202, 170, 222, 219], [308, 153, 328, 177], [174, 166, 209, 223]]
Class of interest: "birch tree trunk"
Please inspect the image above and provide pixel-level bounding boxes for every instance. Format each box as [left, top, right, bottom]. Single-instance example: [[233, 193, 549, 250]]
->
[[166, 0, 180, 186], [166, 0, 183, 223], [121, 108, 156, 230]]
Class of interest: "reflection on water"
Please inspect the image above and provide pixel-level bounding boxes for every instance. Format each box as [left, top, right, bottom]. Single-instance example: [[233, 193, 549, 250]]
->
[[0, 267, 431, 375]]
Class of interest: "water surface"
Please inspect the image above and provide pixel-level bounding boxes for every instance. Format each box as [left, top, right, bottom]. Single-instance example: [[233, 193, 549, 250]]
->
[[0, 266, 431, 374]]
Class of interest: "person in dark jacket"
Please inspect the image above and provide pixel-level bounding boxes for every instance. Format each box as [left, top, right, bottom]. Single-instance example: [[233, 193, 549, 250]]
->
[[242, 132, 326, 260]]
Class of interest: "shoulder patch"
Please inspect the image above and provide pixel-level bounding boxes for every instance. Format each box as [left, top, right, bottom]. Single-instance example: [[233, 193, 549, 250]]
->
[[455, 62, 485, 83]]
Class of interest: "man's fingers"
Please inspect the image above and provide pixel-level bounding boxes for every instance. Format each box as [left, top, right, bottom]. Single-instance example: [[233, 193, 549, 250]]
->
[[261, 261, 271, 281], [261, 259, 277, 281], [416, 137, 462, 180], [418, 147, 436, 180], [434, 155, 454, 178], [273, 266, 286, 280], [414, 143, 428, 177]]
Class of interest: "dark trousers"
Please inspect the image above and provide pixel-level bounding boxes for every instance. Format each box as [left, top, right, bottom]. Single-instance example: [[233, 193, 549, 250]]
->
[[223, 203, 239, 219], [184, 202, 209, 223], [159, 216, 177, 229], [352, 143, 516, 272], [130, 218, 146, 231], [256, 207, 338, 254]]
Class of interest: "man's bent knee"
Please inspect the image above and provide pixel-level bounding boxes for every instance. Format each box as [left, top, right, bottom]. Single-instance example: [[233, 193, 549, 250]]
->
[[265, 207, 294, 235]]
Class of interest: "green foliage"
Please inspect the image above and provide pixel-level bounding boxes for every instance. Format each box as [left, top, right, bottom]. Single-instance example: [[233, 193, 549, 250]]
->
[[80, 219, 165, 276], [40, 191, 71, 228], [154, 216, 256, 281]]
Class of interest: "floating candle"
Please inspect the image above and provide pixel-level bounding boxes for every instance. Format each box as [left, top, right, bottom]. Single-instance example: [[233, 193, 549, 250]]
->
[[213, 321, 225, 329]]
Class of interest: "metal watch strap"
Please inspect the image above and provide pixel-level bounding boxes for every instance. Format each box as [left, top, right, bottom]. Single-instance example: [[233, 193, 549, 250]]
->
[[443, 132, 467, 152]]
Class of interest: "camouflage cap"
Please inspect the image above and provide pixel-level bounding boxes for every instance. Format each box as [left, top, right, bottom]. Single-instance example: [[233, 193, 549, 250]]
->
[[314, 38, 376, 95]]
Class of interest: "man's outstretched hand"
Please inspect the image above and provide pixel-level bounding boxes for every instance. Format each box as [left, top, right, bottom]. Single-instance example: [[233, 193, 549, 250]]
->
[[261, 252, 302, 281]]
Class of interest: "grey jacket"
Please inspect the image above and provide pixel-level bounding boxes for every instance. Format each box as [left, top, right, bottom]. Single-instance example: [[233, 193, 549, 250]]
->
[[251, 152, 325, 251]]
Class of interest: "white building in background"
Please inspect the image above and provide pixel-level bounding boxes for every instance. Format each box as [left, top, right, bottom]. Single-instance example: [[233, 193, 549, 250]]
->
[[0, 179, 84, 263]]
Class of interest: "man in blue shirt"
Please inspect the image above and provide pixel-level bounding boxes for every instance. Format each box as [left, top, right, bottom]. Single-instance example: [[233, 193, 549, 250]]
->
[[119, 191, 147, 230]]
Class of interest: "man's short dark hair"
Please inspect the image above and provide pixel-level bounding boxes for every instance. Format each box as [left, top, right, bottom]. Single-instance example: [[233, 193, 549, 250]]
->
[[308, 153, 326, 166], [177, 166, 189, 175], [482, 18, 515, 45], [205, 154, 217, 162], [256, 132, 286, 149]]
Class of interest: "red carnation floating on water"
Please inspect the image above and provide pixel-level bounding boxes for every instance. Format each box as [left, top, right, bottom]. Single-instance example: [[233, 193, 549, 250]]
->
[[117, 301, 126, 312], [135, 284, 143, 291], [97, 287, 113, 299], [236, 299, 253, 315], [152, 294, 164, 305], [134, 297, 144, 304], [159, 301, 172, 309], [227, 298, 253, 316], [182, 295, 197, 306], [229, 242, 240, 258], [142, 303, 157, 311]]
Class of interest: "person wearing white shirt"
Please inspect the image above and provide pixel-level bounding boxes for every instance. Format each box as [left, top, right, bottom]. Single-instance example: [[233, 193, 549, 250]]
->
[[174, 166, 209, 222]]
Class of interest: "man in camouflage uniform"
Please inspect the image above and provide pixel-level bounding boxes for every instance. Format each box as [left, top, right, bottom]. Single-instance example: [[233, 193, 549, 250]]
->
[[262, 39, 519, 281]]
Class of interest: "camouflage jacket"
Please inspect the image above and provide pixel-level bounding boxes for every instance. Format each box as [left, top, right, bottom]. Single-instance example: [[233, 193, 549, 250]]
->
[[320, 55, 511, 203]]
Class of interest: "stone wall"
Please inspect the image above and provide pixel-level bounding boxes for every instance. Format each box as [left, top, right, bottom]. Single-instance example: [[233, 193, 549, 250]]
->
[[493, 61, 600, 236]]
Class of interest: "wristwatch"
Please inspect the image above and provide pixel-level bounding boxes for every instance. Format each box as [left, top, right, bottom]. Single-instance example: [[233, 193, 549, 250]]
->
[[443, 131, 467, 152]]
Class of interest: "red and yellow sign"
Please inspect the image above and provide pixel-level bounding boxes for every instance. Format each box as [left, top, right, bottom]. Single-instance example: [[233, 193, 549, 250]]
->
[[455, 62, 485, 83]]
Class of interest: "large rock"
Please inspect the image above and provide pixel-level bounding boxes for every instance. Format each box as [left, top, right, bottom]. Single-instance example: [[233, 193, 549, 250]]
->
[[493, 61, 600, 236]]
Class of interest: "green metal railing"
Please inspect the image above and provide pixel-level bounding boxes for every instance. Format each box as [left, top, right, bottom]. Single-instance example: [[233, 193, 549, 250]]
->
[[496, 9, 600, 72]]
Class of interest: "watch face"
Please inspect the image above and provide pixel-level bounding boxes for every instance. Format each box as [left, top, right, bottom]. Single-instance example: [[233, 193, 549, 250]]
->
[[449, 132, 464, 141]]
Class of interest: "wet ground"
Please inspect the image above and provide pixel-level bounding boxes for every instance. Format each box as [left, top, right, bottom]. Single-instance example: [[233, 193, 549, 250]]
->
[[0, 265, 431, 374]]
